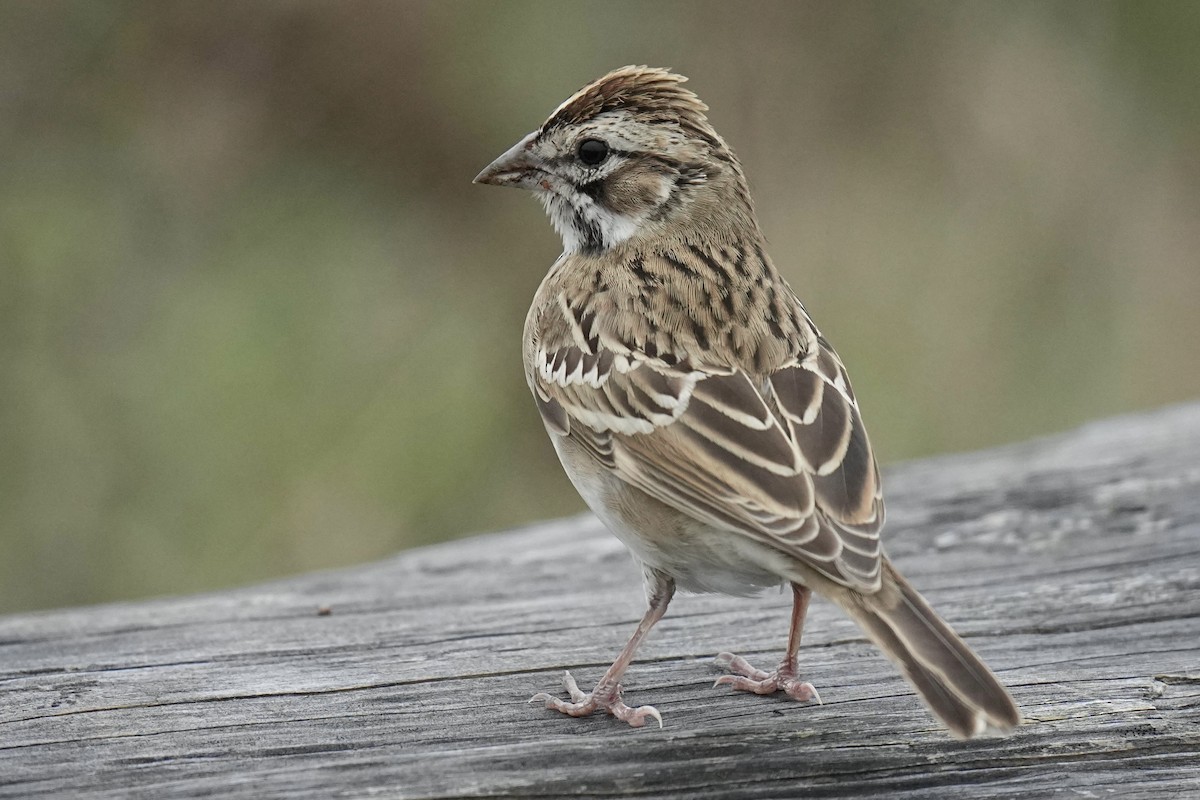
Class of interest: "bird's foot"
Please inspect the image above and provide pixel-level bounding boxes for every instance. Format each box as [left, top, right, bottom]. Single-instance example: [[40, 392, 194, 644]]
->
[[531, 671, 663, 728], [713, 652, 822, 704]]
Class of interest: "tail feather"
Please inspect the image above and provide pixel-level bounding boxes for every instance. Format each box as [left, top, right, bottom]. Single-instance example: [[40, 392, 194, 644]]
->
[[847, 562, 1020, 738]]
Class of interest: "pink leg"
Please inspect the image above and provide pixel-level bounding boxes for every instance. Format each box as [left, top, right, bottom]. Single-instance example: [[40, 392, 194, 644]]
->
[[532, 572, 675, 728], [714, 583, 822, 704]]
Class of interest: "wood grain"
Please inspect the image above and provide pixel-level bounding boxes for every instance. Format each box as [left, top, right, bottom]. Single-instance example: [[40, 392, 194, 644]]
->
[[2, 404, 1199, 799]]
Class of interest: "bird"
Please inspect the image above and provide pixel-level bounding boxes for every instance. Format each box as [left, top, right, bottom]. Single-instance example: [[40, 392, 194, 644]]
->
[[474, 65, 1020, 738]]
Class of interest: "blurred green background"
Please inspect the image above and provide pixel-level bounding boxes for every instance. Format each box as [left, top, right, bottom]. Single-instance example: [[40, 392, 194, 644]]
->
[[2, 1, 1198, 612]]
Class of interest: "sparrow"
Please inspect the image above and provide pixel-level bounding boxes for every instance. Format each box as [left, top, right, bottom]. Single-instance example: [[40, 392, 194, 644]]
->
[[474, 66, 1020, 738]]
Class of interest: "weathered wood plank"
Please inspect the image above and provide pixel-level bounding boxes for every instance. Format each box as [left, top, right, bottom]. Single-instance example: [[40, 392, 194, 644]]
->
[[2, 403, 1199, 799]]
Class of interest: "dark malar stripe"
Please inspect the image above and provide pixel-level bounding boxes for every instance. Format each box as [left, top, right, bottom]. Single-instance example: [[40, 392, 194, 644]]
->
[[574, 208, 604, 253], [578, 180, 605, 201]]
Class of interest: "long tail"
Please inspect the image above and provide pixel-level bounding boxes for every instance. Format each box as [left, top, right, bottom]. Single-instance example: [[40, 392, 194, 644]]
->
[[845, 561, 1020, 738]]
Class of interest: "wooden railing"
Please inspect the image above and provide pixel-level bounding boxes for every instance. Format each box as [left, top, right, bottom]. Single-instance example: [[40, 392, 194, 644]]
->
[[3, 404, 1199, 798]]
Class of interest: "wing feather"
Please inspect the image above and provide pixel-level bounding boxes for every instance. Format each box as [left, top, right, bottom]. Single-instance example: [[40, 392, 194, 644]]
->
[[533, 326, 884, 590]]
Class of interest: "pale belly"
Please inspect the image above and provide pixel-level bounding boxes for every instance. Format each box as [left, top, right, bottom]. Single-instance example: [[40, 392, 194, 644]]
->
[[551, 435, 796, 596]]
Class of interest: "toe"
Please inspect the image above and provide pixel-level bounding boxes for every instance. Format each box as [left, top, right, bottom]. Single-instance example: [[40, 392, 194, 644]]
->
[[560, 671, 588, 703], [714, 674, 779, 696], [714, 652, 771, 681]]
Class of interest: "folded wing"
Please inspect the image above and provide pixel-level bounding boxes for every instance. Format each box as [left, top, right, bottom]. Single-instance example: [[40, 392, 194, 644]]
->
[[533, 330, 884, 591]]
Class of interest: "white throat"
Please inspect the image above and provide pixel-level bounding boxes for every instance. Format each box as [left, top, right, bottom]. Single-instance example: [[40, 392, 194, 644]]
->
[[539, 192, 644, 254]]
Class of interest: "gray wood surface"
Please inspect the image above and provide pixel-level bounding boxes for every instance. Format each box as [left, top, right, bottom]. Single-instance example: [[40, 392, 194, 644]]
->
[[3, 404, 1199, 799]]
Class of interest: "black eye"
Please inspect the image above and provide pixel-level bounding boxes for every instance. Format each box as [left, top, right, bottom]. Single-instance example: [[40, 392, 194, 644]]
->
[[577, 138, 609, 167]]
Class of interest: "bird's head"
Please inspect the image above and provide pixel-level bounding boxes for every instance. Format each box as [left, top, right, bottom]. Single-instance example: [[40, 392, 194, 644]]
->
[[475, 66, 757, 254]]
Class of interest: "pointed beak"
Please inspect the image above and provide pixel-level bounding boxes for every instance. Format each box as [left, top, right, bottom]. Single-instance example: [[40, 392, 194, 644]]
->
[[473, 131, 543, 188]]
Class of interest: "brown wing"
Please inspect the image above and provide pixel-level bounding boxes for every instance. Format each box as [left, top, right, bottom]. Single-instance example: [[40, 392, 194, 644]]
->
[[532, 328, 884, 591]]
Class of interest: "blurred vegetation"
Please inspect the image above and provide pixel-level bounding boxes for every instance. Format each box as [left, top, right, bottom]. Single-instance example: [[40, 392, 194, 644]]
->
[[2, 1, 1198, 612]]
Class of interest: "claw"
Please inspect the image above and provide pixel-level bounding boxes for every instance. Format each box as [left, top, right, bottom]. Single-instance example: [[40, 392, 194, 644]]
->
[[714, 672, 747, 689], [618, 703, 663, 729]]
